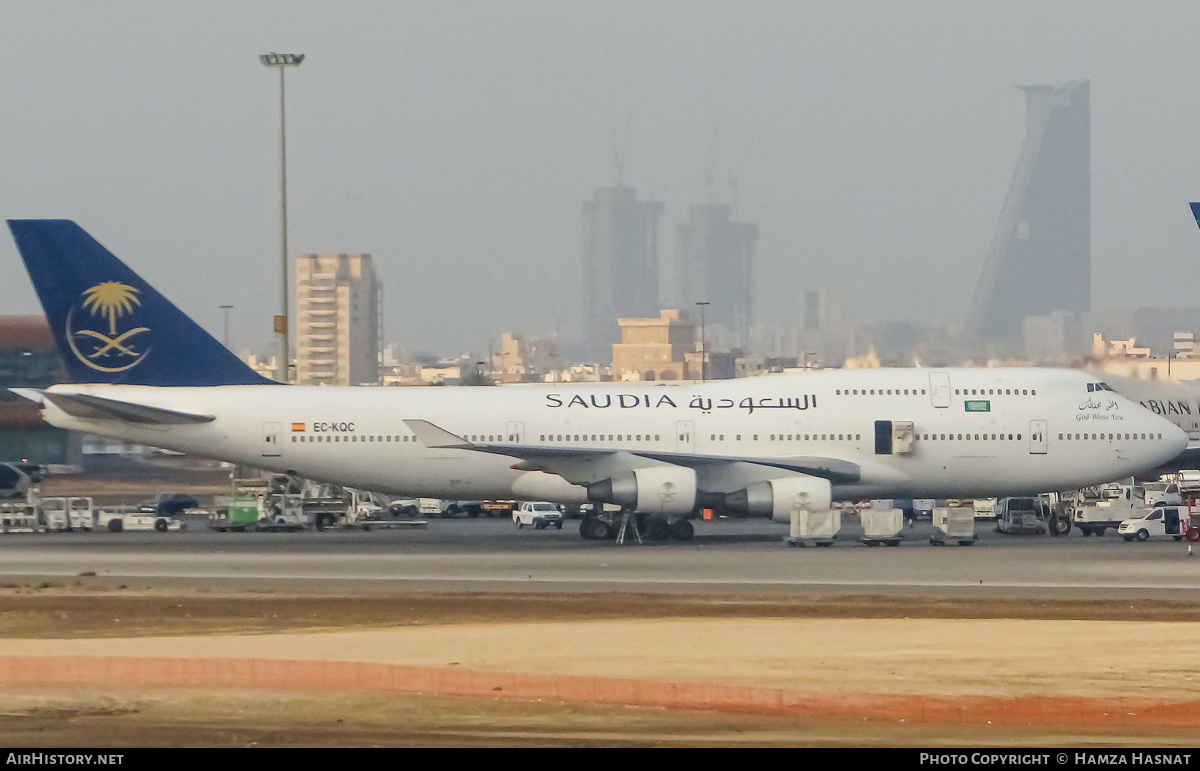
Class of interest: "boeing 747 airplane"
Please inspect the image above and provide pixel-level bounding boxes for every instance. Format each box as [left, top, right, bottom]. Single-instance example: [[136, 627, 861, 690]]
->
[[6, 220, 1188, 540]]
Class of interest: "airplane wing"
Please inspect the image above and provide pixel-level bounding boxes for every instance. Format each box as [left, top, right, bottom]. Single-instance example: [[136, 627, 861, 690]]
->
[[403, 418, 860, 486], [11, 388, 215, 425]]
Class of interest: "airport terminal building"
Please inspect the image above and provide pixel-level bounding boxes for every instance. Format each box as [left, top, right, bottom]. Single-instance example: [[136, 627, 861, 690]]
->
[[0, 316, 80, 466]]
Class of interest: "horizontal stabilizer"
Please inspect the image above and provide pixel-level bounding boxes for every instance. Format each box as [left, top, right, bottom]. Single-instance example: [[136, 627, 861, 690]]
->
[[8, 388, 43, 404], [33, 391, 215, 424]]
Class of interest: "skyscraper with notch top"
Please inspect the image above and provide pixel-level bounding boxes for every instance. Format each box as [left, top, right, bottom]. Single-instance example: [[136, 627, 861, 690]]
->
[[968, 80, 1090, 349]]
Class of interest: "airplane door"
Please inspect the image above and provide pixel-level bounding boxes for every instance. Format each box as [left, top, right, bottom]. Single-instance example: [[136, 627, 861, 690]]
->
[[874, 420, 893, 454], [929, 372, 951, 408], [676, 420, 695, 453], [1029, 420, 1047, 455], [261, 422, 282, 457], [506, 421, 524, 444], [1164, 507, 1181, 535]]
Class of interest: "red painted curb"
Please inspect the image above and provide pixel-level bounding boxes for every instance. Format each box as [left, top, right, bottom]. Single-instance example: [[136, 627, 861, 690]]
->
[[0, 655, 1196, 727]]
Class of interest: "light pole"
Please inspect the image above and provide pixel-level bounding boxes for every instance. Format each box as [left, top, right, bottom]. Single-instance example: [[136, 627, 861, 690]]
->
[[260, 51, 304, 382], [219, 304, 233, 349], [696, 301, 710, 383]]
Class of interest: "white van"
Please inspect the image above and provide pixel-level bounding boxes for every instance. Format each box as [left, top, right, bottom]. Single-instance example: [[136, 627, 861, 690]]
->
[[1118, 507, 1184, 542]]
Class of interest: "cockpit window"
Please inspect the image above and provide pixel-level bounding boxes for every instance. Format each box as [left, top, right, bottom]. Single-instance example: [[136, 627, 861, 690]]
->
[[1086, 382, 1115, 392]]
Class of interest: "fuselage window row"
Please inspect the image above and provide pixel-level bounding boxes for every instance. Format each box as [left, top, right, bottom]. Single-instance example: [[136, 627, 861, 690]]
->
[[832, 388, 1037, 397], [536, 434, 661, 443], [836, 389, 929, 396], [285, 428, 1163, 446], [1057, 433, 1161, 441], [920, 433, 1021, 441], [292, 435, 410, 443]]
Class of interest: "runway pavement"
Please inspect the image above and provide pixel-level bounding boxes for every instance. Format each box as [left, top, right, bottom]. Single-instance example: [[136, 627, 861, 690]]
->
[[2, 516, 1198, 600]]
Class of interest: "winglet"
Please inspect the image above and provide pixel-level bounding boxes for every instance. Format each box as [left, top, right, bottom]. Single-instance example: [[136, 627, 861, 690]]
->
[[402, 419, 476, 449], [1190, 202, 1200, 228]]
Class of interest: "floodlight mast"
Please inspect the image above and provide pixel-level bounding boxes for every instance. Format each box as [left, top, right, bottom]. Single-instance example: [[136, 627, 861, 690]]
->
[[259, 52, 304, 382]]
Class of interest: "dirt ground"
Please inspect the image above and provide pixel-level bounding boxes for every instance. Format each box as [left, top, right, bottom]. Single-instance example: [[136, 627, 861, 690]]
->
[[1, 578, 1199, 747]]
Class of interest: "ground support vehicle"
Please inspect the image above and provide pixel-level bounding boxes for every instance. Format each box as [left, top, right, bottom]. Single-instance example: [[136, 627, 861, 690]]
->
[[1038, 491, 1075, 535], [931, 507, 976, 546], [1065, 485, 1141, 537], [254, 493, 307, 531], [859, 507, 902, 546], [39, 496, 95, 531], [388, 499, 420, 517], [0, 462, 40, 500], [0, 501, 41, 533], [136, 493, 200, 516], [388, 498, 474, 518], [994, 497, 1048, 535], [1187, 512, 1200, 543], [208, 487, 305, 532], [973, 498, 997, 520], [786, 509, 841, 547], [1182, 490, 1200, 543], [304, 496, 349, 531], [341, 497, 427, 531], [97, 507, 185, 533], [208, 499, 260, 532], [1141, 482, 1182, 508], [296, 482, 405, 530], [419, 498, 446, 518], [416, 498, 482, 518], [1118, 507, 1185, 542], [480, 500, 517, 518], [512, 501, 564, 530]]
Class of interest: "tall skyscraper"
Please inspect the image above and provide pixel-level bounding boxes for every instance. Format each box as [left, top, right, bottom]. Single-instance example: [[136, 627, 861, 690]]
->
[[581, 186, 664, 357], [968, 80, 1090, 348], [295, 253, 381, 386], [671, 203, 758, 345]]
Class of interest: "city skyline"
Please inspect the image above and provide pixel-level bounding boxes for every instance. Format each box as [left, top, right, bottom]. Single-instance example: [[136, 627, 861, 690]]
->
[[4, 2, 1200, 358]]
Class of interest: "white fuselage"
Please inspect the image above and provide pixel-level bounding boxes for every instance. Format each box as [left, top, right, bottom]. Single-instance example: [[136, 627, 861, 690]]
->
[[37, 368, 1187, 505]]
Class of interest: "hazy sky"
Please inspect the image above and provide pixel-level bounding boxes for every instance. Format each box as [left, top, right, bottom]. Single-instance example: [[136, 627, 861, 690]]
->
[[3, 1, 1200, 357]]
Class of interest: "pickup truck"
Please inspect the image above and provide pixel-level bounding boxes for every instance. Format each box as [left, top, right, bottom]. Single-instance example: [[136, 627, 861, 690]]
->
[[513, 501, 564, 530]]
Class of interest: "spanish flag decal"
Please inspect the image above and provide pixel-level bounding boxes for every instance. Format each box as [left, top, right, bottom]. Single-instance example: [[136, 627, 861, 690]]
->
[[291, 422, 305, 432]]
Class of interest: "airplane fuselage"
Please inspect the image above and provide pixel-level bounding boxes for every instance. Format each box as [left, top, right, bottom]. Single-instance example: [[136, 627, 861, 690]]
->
[[36, 367, 1186, 506]]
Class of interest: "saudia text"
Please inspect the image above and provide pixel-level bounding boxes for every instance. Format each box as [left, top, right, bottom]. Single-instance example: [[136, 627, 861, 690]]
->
[[545, 394, 815, 414]]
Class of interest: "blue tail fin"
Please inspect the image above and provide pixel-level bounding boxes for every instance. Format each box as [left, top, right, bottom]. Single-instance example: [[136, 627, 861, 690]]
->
[[1190, 202, 1200, 229], [7, 220, 276, 386]]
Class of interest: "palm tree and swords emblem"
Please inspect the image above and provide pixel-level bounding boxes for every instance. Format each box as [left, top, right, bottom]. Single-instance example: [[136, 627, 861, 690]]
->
[[65, 281, 151, 372]]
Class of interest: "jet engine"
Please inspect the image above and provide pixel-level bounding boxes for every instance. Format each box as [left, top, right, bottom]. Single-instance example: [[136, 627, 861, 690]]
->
[[725, 476, 833, 522], [586, 466, 697, 515]]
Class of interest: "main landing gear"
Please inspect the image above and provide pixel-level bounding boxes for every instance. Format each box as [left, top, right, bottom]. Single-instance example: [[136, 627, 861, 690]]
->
[[579, 510, 695, 543]]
